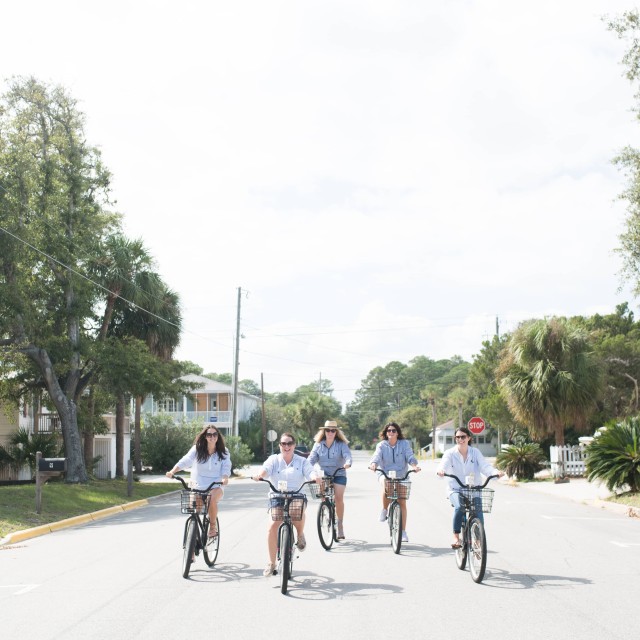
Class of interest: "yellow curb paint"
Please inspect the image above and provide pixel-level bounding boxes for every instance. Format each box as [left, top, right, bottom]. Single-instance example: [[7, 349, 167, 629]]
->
[[50, 514, 93, 531], [122, 499, 148, 511], [7, 525, 52, 543], [89, 506, 124, 521]]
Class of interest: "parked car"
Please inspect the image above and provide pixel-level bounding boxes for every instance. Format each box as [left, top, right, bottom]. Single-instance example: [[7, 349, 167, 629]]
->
[[294, 445, 310, 458]]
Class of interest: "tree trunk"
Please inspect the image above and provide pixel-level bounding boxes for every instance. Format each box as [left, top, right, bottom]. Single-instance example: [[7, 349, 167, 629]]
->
[[27, 346, 88, 483], [555, 423, 565, 447], [83, 386, 96, 475], [115, 393, 125, 477]]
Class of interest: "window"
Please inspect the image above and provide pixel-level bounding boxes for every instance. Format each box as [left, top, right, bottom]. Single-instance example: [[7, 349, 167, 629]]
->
[[158, 398, 176, 412]]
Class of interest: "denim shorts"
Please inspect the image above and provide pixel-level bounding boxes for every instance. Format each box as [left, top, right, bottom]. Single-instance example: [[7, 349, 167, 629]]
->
[[331, 475, 347, 486]]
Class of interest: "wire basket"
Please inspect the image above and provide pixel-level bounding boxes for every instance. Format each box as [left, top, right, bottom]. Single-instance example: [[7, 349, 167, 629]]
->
[[308, 481, 334, 500], [181, 490, 209, 514], [385, 480, 411, 500], [460, 487, 494, 513], [269, 494, 307, 521]]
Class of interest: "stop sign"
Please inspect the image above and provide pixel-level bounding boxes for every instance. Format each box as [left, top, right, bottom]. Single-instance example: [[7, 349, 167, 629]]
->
[[468, 416, 485, 435]]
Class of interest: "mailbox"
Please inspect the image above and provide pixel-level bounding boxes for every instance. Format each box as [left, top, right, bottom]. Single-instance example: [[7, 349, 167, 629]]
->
[[38, 458, 67, 472]]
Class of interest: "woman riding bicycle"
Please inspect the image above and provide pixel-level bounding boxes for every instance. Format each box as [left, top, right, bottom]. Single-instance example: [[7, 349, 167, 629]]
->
[[368, 422, 421, 543], [252, 432, 318, 577], [166, 425, 231, 538], [308, 420, 352, 540], [436, 426, 503, 549]]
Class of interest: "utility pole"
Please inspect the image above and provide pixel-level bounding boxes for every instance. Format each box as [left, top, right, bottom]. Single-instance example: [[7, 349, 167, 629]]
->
[[431, 399, 437, 461], [496, 315, 500, 339], [261, 373, 267, 459], [231, 287, 242, 437], [458, 401, 463, 430]]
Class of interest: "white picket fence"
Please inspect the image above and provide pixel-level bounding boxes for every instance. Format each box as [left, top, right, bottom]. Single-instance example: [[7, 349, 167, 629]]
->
[[550, 445, 587, 477]]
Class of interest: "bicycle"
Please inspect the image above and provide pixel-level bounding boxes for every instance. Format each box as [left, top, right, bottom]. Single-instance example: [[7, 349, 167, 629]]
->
[[443, 473, 498, 583], [308, 468, 345, 550], [259, 478, 314, 594], [172, 475, 222, 579], [376, 469, 416, 554]]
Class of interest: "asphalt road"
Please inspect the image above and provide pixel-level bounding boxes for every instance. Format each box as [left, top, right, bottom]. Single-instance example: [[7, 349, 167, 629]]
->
[[1, 451, 638, 640]]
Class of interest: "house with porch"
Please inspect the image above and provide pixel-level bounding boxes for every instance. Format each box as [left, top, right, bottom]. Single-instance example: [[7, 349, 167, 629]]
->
[[139, 374, 262, 435]]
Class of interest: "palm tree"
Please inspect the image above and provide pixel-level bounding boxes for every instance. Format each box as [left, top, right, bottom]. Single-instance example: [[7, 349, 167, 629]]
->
[[497, 318, 602, 449], [116, 271, 182, 472]]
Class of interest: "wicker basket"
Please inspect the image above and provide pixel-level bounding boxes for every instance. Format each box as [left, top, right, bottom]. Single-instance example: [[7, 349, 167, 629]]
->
[[308, 481, 334, 500], [384, 480, 411, 500], [269, 494, 307, 521], [181, 490, 208, 514], [460, 487, 494, 513]]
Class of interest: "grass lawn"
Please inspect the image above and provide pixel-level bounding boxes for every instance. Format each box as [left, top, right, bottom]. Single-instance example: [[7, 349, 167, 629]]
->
[[608, 491, 640, 509], [0, 479, 177, 539]]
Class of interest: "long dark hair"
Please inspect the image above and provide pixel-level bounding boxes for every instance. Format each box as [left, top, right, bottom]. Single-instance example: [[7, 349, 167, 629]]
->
[[194, 425, 228, 463], [378, 421, 405, 440]]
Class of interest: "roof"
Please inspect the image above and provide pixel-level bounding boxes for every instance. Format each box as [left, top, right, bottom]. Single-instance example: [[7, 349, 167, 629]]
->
[[181, 374, 260, 399]]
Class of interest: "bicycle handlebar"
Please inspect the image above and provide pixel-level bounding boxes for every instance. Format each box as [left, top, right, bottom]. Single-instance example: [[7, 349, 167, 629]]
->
[[442, 473, 499, 489], [318, 467, 345, 480], [257, 477, 316, 494], [170, 475, 223, 492], [375, 469, 417, 482]]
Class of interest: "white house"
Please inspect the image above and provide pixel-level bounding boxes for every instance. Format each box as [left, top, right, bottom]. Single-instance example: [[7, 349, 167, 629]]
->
[[139, 374, 262, 435]]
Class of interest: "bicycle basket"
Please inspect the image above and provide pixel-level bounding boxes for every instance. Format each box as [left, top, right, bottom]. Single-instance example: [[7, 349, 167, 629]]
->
[[384, 479, 411, 500], [181, 490, 208, 514], [308, 481, 333, 500], [269, 493, 307, 521], [460, 487, 494, 513]]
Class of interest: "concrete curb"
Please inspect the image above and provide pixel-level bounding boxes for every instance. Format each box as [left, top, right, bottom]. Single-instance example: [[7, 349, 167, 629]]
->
[[0, 491, 179, 547]]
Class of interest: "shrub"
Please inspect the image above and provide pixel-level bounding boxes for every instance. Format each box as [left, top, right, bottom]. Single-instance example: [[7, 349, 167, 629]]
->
[[226, 435, 254, 473], [140, 415, 200, 472], [0, 428, 62, 478], [496, 442, 546, 480], [586, 417, 640, 492]]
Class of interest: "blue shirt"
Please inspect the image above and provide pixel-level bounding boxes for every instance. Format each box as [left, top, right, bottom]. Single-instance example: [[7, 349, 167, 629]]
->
[[370, 439, 418, 476], [308, 440, 352, 477]]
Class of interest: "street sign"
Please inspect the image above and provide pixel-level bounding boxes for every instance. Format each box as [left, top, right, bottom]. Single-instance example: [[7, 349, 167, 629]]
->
[[266, 429, 277, 442], [468, 417, 486, 435]]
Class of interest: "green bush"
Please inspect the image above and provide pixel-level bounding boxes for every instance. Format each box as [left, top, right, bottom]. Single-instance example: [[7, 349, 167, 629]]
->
[[0, 428, 62, 478], [496, 442, 546, 480], [226, 435, 254, 472], [586, 417, 640, 493], [140, 415, 200, 472]]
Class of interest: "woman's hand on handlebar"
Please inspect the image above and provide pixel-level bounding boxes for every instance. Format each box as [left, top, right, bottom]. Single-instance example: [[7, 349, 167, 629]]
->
[[369, 463, 377, 471]]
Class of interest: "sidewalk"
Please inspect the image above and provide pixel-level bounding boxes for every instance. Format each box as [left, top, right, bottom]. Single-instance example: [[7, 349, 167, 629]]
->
[[507, 470, 640, 518]]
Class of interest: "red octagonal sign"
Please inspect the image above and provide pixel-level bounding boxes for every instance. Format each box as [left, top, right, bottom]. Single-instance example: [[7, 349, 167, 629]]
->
[[468, 416, 485, 435]]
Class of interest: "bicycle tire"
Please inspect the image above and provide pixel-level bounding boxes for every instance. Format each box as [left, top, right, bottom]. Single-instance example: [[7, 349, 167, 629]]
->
[[279, 524, 291, 594], [203, 516, 220, 567], [468, 517, 487, 583], [389, 501, 402, 554], [182, 517, 197, 578], [317, 501, 334, 550], [455, 522, 467, 570]]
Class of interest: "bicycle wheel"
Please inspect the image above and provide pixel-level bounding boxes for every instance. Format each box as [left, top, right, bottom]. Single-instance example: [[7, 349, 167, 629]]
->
[[455, 523, 467, 570], [468, 517, 487, 583], [389, 501, 402, 554], [203, 516, 220, 567], [317, 501, 334, 550], [279, 524, 291, 594], [182, 517, 197, 578]]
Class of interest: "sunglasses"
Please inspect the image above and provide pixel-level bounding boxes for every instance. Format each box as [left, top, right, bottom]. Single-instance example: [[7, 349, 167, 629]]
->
[[455, 435, 468, 440], [324, 429, 337, 433], [386, 429, 397, 434], [280, 441, 294, 446], [206, 432, 219, 438]]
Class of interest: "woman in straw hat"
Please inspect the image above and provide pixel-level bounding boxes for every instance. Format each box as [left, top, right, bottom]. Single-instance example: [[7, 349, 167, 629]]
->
[[308, 420, 352, 539]]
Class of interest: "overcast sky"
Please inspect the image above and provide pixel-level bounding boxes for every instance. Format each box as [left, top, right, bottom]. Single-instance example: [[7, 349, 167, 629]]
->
[[2, 1, 639, 407]]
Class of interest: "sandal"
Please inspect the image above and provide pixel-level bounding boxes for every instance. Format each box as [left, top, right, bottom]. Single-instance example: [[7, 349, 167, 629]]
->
[[451, 541, 462, 549], [208, 526, 218, 538]]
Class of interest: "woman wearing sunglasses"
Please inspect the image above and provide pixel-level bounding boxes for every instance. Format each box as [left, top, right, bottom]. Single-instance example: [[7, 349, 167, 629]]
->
[[436, 426, 503, 548], [252, 432, 318, 577], [368, 422, 421, 543], [166, 425, 231, 537], [308, 419, 352, 540]]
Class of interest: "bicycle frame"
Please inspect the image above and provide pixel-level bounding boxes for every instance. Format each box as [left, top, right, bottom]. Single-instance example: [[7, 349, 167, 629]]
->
[[171, 475, 222, 578], [259, 478, 315, 594], [376, 469, 416, 554], [443, 473, 498, 583], [314, 468, 344, 550]]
